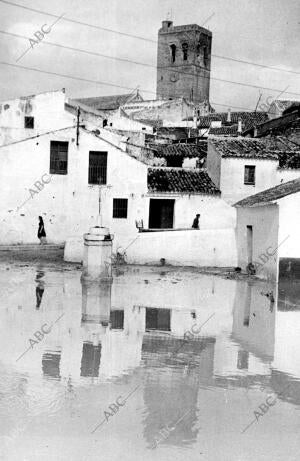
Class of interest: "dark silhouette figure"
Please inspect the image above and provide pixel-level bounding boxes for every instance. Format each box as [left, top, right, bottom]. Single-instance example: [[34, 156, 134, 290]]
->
[[246, 263, 256, 275], [36, 286, 45, 309], [192, 214, 200, 229], [35, 270, 45, 309], [38, 216, 47, 244]]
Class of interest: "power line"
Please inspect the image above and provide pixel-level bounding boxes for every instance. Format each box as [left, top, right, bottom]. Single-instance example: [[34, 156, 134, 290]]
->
[[0, 60, 156, 95], [1, 30, 300, 98], [212, 54, 300, 77], [0, 125, 76, 149], [0, 0, 299, 77], [0, 60, 297, 114], [0, 29, 154, 69], [0, 0, 156, 43]]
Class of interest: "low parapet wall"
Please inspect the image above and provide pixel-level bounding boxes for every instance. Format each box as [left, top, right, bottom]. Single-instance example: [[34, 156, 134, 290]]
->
[[64, 228, 238, 267], [125, 228, 237, 267]]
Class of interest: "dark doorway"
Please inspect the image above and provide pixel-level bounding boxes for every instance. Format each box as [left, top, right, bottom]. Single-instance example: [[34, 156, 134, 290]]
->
[[149, 199, 174, 229], [237, 350, 249, 370], [110, 310, 124, 329], [80, 342, 101, 377], [42, 351, 61, 380], [246, 225, 253, 264]]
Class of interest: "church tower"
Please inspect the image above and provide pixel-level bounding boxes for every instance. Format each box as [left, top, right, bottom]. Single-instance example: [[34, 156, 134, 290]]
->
[[156, 20, 212, 104]]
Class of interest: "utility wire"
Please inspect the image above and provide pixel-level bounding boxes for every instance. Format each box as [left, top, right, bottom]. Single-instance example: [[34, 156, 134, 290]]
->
[[0, 60, 296, 113], [0, 60, 156, 95], [0, 0, 156, 43], [1, 29, 300, 98], [0, 0, 299, 77]]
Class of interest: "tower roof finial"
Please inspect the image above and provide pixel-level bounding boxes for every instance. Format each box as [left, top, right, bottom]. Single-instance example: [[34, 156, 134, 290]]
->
[[166, 8, 173, 21]]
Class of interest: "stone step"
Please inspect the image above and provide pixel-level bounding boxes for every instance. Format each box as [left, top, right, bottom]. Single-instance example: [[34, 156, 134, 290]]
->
[[0, 244, 65, 252]]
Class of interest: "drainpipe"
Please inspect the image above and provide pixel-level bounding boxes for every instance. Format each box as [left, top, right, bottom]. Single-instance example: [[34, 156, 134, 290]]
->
[[76, 107, 80, 146]]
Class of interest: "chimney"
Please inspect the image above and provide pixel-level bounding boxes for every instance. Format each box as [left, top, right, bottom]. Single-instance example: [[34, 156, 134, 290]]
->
[[227, 108, 231, 123], [237, 117, 242, 134], [162, 20, 173, 31]]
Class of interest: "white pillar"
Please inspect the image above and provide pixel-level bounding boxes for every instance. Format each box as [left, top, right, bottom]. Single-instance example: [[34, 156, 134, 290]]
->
[[81, 226, 113, 281]]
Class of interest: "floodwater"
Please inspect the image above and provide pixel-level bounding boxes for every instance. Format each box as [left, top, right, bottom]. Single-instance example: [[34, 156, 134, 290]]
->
[[0, 262, 299, 461]]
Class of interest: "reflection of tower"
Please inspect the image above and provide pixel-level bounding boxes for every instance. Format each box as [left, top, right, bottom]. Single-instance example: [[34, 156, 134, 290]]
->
[[156, 20, 212, 103]]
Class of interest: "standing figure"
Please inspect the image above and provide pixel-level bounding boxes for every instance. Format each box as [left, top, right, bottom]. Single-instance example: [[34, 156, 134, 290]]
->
[[135, 209, 144, 232], [38, 216, 47, 244], [192, 213, 200, 229]]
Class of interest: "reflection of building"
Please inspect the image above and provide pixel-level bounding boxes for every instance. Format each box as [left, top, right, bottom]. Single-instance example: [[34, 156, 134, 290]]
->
[[42, 350, 62, 380], [80, 343, 101, 378], [213, 280, 276, 378], [232, 281, 276, 362], [142, 334, 215, 447]]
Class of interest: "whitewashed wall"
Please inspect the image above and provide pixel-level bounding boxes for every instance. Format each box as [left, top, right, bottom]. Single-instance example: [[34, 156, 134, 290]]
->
[[0, 90, 73, 146], [235, 205, 279, 281], [220, 157, 279, 204], [278, 191, 300, 258], [125, 228, 238, 267], [277, 169, 300, 184], [0, 127, 148, 244]]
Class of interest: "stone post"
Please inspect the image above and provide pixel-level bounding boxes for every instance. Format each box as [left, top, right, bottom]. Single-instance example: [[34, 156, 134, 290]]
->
[[81, 226, 113, 281]]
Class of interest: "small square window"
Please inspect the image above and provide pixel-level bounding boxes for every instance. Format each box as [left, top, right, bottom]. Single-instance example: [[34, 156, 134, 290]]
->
[[113, 198, 128, 219], [244, 165, 255, 185], [24, 116, 34, 129]]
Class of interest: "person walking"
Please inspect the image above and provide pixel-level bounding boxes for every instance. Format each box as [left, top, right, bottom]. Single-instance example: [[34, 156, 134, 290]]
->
[[38, 216, 47, 244], [192, 213, 200, 229]]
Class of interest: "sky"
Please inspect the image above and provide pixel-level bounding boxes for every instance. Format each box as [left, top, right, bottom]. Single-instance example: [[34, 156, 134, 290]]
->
[[0, 0, 299, 112]]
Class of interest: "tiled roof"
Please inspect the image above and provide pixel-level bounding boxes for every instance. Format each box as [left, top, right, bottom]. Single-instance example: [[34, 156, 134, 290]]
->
[[234, 178, 300, 207], [65, 101, 106, 118], [210, 138, 279, 160], [198, 112, 268, 129], [277, 151, 300, 169], [74, 93, 143, 111], [151, 143, 207, 158], [148, 168, 220, 194], [136, 119, 163, 128], [242, 110, 300, 137], [275, 100, 300, 112], [262, 136, 299, 152], [208, 126, 238, 136]]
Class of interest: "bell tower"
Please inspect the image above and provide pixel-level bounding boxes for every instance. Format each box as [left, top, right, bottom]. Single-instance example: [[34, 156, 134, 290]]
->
[[156, 20, 212, 104]]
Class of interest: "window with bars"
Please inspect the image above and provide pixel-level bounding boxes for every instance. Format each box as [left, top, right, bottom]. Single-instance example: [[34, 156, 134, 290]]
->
[[244, 165, 256, 185], [50, 141, 68, 175], [113, 198, 128, 219], [88, 151, 107, 185], [24, 116, 34, 129]]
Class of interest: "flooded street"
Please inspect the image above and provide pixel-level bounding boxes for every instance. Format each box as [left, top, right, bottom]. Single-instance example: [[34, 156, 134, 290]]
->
[[0, 262, 299, 461]]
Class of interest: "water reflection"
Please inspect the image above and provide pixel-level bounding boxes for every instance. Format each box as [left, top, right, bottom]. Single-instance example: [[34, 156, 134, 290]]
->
[[42, 351, 61, 380], [0, 265, 300, 460], [35, 270, 45, 310]]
